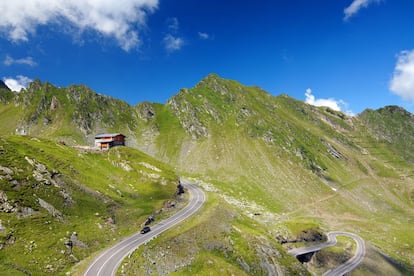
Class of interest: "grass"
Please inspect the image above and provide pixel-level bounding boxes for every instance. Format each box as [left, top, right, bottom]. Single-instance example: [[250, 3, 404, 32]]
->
[[120, 192, 309, 275], [0, 135, 178, 275], [153, 104, 187, 161], [1, 74, 414, 273], [0, 81, 141, 146], [170, 252, 249, 276], [282, 219, 325, 238], [141, 75, 414, 272], [326, 236, 356, 255], [356, 244, 414, 275], [0, 104, 21, 135]]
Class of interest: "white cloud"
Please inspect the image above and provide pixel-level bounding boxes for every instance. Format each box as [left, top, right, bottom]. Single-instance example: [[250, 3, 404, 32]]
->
[[0, 0, 159, 51], [305, 88, 353, 115], [163, 17, 184, 53], [198, 32, 209, 40], [163, 34, 184, 52], [167, 17, 179, 34], [305, 88, 341, 111], [3, 75, 32, 92], [344, 0, 380, 21], [4, 55, 37, 67], [390, 50, 414, 103]]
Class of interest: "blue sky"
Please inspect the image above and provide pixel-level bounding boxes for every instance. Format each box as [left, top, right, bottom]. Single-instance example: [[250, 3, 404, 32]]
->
[[1, 0, 414, 114]]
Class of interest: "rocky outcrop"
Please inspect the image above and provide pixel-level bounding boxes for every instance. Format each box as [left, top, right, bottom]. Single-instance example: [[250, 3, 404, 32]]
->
[[26, 156, 51, 185], [136, 102, 155, 121], [321, 140, 344, 159], [277, 229, 326, 244], [26, 79, 42, 93], [37, 198, 63, 221], [139, 162, 162, 172], [255, 237, 285, 275], [0, 166, 14, 181], [0, 191, 15, 213], [50, 95, 60, 111], [25, 156, 74, 206], [29, 95, 48, 125], [70, 232, 87, 248], [0, 187, 38, 218], [167, 94, 209, 139], [0, 219, 6, 233], [1, 230, 15, 249], [17, 207, 37, 218]]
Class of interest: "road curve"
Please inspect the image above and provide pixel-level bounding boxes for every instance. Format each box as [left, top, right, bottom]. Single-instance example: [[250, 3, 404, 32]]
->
[[288, 231, 365, 276], [84, 182, 205, 276]]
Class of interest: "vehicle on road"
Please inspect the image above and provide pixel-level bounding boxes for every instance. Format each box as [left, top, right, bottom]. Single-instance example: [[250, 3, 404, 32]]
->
[[140, 226, 151, 234]]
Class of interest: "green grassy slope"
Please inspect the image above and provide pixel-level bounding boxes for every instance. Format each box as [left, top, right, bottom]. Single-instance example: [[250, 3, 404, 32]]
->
[[121, 194, 309, 276], [0, 135, 177, 275], [147, 75, 366, 212], [0, 80, 140, 145], [128, 74, 414, 273], [1, 74, 414, 274], [359, 105, 414, 162]]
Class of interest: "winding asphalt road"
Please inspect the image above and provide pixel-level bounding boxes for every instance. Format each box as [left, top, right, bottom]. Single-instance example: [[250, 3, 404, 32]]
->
[[84, 182, 205, 276], [288, 231, 365, 276]]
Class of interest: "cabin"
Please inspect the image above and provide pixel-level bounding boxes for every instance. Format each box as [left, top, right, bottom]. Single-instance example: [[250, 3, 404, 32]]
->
[[94, 133, 126, 150]]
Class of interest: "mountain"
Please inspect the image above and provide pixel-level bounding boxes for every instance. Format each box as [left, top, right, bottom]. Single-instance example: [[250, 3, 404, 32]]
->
[[0, 80, 10, 91], [0, 79, 140, 144], [0, 74, 413, 275], [359, 105, 414, 162], [0, 135, 178, 275], [0, 80, 13, 104]]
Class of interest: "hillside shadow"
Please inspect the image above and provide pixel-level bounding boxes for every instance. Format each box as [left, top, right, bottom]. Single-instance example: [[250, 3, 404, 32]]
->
[[358, 244, 414, 275]]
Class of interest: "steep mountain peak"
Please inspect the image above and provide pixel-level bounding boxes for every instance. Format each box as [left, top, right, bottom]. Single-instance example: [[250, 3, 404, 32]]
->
[[360, 105, 414, 122], [26, 78, 43, 93], [197, 73, 224, 83], [0, 79, 139, 142], [359, 104, 414, 161], [194, 73, 242, 95], [166, 74, 277, 138], [201, 72, 221, 80], [378, 105, 413, 118]]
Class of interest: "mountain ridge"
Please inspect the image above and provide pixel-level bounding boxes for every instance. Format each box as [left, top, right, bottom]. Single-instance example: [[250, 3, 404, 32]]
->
[[1, 74, 413, 141], [0, 74, 413, 274]]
